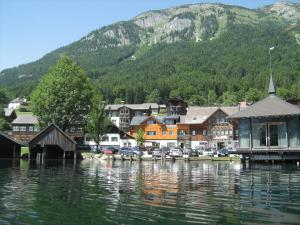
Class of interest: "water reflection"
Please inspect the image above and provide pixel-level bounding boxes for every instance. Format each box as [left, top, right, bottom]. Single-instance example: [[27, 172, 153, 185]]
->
[[0, 159, 299, 225]]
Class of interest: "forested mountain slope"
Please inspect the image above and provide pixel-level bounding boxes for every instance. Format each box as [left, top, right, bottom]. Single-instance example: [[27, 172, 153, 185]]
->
[[0, 1, 299, 105]]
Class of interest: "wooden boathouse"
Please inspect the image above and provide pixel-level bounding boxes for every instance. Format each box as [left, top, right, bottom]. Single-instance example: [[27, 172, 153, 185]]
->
[[0, 132, 22, 158], [28, 124, 77, 160], [229, 76, 300, 161]]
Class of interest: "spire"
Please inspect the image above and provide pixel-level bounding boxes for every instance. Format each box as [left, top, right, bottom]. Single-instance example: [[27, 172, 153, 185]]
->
[[268, 46, 276, 96], [269, 74, 276, 96]]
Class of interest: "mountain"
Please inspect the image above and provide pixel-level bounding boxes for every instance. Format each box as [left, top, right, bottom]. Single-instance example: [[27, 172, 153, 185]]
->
[[0, 1, 299, 105]]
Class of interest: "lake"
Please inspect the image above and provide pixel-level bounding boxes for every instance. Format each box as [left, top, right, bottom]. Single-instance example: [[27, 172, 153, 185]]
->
[[0, 159, 299, 225]]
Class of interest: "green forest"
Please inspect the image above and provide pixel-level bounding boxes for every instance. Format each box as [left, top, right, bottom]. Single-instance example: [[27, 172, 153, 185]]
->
[[0, 18, 299, 106]]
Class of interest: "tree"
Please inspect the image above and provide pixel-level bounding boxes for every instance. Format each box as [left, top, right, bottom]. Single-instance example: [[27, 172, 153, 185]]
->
[[245, 88, 261, 102], [277, 88, 293, 100], [0, 116, 5, 131], [136, 128, 144, 146], [220, 91, 238, 106], [86, 96, 111, 151], [188, 95, 206, 106], [145, 89, 160, 103], [30, 55, 93, 131], [207, 90, 217, 105]]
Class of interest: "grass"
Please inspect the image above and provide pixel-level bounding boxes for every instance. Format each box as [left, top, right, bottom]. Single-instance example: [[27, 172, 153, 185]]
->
[[21, 147, 29, 155]]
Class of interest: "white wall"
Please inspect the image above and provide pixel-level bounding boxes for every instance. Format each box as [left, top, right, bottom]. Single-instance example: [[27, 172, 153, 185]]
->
[[84, 133, 136, 148], [143, 140, 177, 148], [109, 117, 120, 127], [8, 103, 21, 110]]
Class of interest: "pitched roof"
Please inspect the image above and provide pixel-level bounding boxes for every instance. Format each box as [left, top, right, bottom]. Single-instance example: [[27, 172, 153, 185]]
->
[[228, 95, 300, 119], [130, 116, 150, 126], [4, 108, 16, 117], [0, 132, 22, 146], [9, 97, 23, 104], [12, 115, 38, 125], [105, 103, 159, 111], [28, 124, 76, 144], [179, 106, 239, 124]]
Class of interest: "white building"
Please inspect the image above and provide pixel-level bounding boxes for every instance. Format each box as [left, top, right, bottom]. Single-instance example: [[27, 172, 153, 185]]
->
[[84, 124, 136, 149], [8, 98, 27, 110]]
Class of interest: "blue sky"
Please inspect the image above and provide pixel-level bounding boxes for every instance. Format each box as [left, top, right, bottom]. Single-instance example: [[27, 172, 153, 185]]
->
[[0, 0, 299, 71]]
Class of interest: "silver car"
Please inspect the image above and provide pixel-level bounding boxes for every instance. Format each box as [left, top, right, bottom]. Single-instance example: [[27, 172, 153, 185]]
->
[[169, 147, 183, 157]]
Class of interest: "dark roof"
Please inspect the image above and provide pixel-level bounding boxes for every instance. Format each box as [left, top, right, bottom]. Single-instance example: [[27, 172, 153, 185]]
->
[[0, 132, 22, 146], [110, 124, 135, 139], [28, 124, 76, 144], [130, 116, 149, 126], [12, 115, 38, 125], [228, 95, 300, 119], [105, 103, 159, 111]]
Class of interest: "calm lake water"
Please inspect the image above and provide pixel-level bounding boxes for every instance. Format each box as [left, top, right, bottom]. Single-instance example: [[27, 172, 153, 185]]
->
[[0, 159, 299, 225]]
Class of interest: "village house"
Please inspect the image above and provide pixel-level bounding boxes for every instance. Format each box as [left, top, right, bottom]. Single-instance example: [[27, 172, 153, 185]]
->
[[229, 76, 300, 161], [11, 114, 39, 143], [84, 123, 136, 149], [178, 106, 240, 149], [129, 115, 179, 148], [105, 102, 159, 131], [166, 97, 188, 116], [8, 97, 27, 110]]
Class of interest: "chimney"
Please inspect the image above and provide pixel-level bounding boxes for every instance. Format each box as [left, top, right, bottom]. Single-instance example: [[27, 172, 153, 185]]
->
[[239, 101, 247, 110]]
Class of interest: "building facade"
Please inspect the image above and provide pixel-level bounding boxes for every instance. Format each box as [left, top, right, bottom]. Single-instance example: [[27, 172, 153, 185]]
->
[[178, 106, 239, 149], [129, 115, 179, 147], [84, 124, 136, 149], [105, 103, 159, 131], [11, 115, 39, 143], [229, 76, 300, 161]]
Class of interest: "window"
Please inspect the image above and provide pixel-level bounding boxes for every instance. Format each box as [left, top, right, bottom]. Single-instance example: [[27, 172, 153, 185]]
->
[[170, 130, 174, 135], [13, 126, 19, 131], [147, 131, 156, 136], [192, 130, 196, 136], [112, 120, 116, 124], [147, 119, 156, 125], [135, 111, 142, 116], [111, 111, 118, 117], [102, 136, 109, 141], [162, 131, 167, 135], [29, 126, 34, 132], [20, 126, 26, 131], [111, 137, 118, 142], [203, 130, 207, 136]]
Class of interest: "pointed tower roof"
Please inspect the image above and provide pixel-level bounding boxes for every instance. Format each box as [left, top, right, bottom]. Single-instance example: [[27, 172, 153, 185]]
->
[[268, 74, 276, 95]]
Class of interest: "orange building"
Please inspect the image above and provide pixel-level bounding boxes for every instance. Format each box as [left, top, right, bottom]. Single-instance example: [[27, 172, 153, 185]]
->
[[129, 115, 179, 147], [178, 106, 239, 149]]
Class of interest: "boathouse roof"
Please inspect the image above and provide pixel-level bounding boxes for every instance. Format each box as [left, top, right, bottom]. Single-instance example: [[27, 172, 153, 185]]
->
[[0, 132, 22, 146], [28, 124, 76, 151], [228, 95, 300, 119]]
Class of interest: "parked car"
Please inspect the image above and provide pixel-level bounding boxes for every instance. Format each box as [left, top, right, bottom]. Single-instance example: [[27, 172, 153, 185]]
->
[[102, 146, 118, 155], [119, 147, 142, 156], [188, 148, 199, 157], [218, 148, 229, 157], [169, 147, 183, 157], [183, 148, 192, 155], [202, 148, 214, 156], [160, 146, 170, 155], [195, 146, 204, 155], [152, 148, 163, 157]]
